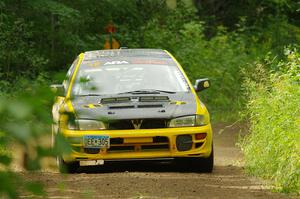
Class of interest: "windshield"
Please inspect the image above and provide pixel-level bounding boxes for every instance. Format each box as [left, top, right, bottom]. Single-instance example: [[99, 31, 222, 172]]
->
[[71, 64, 189, 96]]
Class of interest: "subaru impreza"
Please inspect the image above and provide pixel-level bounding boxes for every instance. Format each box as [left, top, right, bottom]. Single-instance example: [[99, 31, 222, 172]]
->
[[51, 49, 213, 173]]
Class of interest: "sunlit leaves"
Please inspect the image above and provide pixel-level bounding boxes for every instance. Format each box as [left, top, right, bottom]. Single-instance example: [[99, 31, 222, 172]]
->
[[0, 75, 72, 197], [241, 50, 300, 193]]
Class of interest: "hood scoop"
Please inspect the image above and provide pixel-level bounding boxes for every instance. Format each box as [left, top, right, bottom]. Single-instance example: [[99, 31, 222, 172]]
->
[[139, 96, 169, 102], [101, 96, 170, 104], [108, 104, 164, 109], [109, 105, 135, 109], [137, 104, 163, 108], [101, 97, 131, 104]]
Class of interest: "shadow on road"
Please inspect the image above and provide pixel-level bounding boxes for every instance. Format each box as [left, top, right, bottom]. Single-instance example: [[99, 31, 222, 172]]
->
[[78, 160, 210, 174]]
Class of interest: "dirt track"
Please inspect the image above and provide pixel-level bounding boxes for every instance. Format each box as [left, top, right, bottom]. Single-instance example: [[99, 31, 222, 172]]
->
[[19, 124, 293, 199]]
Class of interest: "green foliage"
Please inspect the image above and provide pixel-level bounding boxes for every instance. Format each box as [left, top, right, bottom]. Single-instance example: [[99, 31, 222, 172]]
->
[[171, 24, 252, 120], [0, 0, 299, 122], [0, 16, 48, 79], [0, 0, 299, 196], [241, 49, 300, 193], [0, 172, 20, 198], [0, 74, 71, 198], [139, 13, 272, 120], [194, 0, 300, 31]]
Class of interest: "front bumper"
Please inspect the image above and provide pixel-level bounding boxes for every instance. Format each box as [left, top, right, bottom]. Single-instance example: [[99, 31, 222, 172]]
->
[[61, 124, 213, 163]]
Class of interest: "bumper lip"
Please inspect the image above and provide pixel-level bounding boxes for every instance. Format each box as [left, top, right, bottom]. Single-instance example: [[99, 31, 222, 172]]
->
[[61, 125, 212, 136], [61, 125, 213, 162]]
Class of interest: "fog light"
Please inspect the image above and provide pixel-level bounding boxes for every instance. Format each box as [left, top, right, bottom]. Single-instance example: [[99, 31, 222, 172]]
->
[[176, 135, 192, 151], [195, 133, 206, 140]]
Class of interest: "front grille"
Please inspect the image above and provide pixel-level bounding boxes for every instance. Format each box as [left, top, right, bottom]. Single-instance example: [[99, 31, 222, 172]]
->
[[108, 136, 169, 153], [109, 146, 135, 152], [82, 136, 169, 154], [140, 119, 167, 129], [108, 119, 168, 130], [109, 120, 134, 129], [153, 136, 168, 143], [84, 148, 100, 154], [110, 138, 123, 144], [141, 144, 169, 150]]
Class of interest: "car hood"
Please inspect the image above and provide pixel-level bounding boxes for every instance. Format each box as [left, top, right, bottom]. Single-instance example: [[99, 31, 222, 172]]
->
[[71, 92, 198, 120]]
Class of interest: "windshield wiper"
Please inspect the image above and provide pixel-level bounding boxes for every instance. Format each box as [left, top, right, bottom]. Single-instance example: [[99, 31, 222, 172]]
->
[[117, 89, 176, 95]]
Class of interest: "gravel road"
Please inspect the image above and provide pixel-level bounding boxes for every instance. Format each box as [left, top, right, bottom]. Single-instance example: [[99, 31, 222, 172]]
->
[[19, 123, 294, 199]]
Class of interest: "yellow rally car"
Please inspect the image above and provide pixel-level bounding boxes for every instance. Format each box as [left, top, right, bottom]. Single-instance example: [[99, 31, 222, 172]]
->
[[51, 49, 213, 173]]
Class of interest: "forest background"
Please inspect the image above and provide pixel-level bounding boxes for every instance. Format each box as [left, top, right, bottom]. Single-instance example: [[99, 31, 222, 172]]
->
[[0, 0, 299, 197]]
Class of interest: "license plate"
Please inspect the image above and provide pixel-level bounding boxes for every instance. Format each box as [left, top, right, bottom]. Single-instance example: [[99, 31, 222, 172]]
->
[[83, 135, 110, 148], [80, 160, 104, 166]]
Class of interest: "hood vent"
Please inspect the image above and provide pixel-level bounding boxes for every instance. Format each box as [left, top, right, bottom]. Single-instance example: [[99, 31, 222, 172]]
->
[[109, 104, 164, 109], [101, 97, 131, 104], [101, 96, 169, 104], [109, 105, 135, 109], [137, 104, 163, 108], [139, 96, 169, 102]]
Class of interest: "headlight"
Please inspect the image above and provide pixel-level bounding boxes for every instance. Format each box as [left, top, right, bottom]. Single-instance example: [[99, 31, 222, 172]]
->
[[68, 119, 107, 130], [169, 115, 209, 127]]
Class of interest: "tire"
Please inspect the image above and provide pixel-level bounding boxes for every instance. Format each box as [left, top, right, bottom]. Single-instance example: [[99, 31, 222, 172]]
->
[[199, 146, 214, 173], [53, 125, 79, 173], [174, 145, 214, 173], [57, 156, 79, 174]]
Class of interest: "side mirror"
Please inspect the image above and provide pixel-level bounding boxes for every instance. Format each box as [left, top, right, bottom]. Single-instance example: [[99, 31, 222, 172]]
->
[[50, 84, 65, 96], [194, 78, 210, 92]]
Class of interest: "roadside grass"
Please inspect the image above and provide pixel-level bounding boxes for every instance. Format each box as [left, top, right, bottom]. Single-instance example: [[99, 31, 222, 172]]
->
[[240, 49, 300, 194]]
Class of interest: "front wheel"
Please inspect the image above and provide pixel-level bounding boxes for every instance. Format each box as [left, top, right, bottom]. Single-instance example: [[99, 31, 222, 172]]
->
[[175, 145, 214, 173], [57, 156, 79, 173], [198, 146, 214, 173]]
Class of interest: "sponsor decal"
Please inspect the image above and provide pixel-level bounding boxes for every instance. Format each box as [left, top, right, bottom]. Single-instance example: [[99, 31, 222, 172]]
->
[[87, 61, 102, 67], [131, 60, 167, 65], [170, 101, 186, 105], [104, 61, 129, 65]]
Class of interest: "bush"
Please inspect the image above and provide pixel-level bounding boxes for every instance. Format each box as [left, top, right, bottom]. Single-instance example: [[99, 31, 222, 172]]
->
[[0, 73, 70, 198], [241, 49, 300, 193], [1, 1, 299, 122], [140, 14, 268, 121]]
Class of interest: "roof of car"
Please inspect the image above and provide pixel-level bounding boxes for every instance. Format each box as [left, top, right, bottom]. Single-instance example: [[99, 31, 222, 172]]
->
[[83, 49, 171, 61]]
